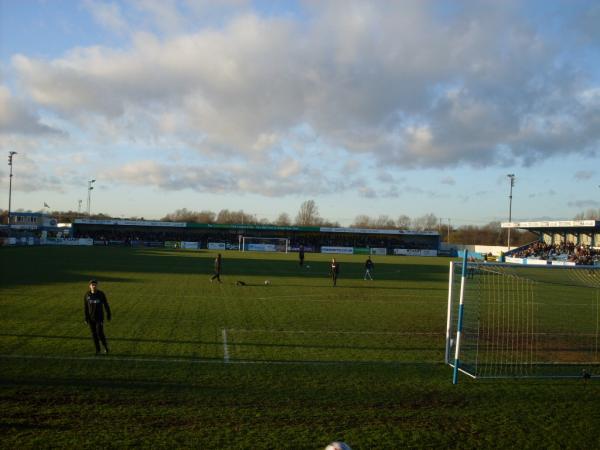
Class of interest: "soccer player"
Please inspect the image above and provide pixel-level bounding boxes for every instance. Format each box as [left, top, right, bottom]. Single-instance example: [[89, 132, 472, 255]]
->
[[83, 279, 111, 354], [210, 253, 223, 283], [299, 245, 305, 267], [364, 256, 374, 280], [330, 258, 340, 286]]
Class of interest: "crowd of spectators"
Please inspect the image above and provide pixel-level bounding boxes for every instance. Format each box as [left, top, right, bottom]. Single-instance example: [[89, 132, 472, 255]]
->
[[512, 241, 600, 265]]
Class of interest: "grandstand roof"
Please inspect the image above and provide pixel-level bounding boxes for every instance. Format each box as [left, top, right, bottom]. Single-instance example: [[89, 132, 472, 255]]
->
[[501, 220, 600, 230], [72, 218, 439, 236]]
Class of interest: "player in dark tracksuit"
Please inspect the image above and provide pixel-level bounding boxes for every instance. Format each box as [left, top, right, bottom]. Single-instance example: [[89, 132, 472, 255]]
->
[[330, 258, 340, 286], [84, 280, 111, 354], [364, 256, 374, 280], [210, 253, 222, 283], [299, 245, 305, 267]]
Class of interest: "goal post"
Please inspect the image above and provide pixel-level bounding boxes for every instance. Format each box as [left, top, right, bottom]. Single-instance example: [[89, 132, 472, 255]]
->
[[241, 236, 290, 253], [447, 260, 600, 382]]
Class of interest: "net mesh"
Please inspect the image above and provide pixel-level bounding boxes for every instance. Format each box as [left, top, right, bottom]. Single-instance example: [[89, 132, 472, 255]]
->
[[242, 237, 289, 253], [448, 263, 600, 378]]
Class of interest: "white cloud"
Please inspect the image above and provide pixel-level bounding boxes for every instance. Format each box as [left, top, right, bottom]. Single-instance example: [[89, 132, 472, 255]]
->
[[277, 157, 302, 179], [4, 1, 600, 197], [83, 0, 129, 34]]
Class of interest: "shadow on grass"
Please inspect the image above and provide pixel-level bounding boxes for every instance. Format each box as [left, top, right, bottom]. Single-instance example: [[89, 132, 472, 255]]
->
[[0, 246, 449, 288], [1, 333, 443, 355], [261, 283, 447, 291], [0, 333, 221, 346], [0, 422, 69, 431]]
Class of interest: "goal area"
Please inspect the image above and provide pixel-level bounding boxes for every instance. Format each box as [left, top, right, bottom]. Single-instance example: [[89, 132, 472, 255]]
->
[[446, 257, 600, 382], [240, 236, 289, 253]]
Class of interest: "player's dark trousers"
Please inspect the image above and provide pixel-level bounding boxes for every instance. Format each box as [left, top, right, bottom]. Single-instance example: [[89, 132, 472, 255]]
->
[[211, 272, 221, 282], [88, 320, 108, 353], [332, 274, 338, 286]]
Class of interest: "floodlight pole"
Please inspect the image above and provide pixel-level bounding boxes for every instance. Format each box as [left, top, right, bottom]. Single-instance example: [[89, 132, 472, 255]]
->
[[87, 179, 96, 216], [7, 151, 17, 236], [507, 174, 515, 251]]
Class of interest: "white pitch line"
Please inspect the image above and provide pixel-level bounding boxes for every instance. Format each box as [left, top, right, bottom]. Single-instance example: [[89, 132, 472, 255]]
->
[[227, 329, 444, 336], [222, 328, 230, 363]]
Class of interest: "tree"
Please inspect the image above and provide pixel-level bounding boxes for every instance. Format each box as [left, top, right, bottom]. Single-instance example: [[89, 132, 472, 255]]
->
[[412, 213, 438, 231], [161, 209, 215, 223], [275, 213, 292, 226], [373, 214, 396, 229], [574, 208, 600, 220], [295, 200, 321, 226], [397, 215, 411, 230], [351, 215, 371, 228], [216, 209, 256, 224]]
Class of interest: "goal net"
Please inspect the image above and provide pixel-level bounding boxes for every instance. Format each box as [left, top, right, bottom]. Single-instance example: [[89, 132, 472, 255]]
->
[[446, 259, 600, 381], [241, 236, 289, 253]]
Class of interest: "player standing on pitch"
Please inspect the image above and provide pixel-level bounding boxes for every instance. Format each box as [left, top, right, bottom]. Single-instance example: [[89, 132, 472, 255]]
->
[[299, 245, 305, 267], [330, 258, 340, 286], [210, 253, 223, 283], [364, 256, 374, 280], [83, 280, 111, 354]]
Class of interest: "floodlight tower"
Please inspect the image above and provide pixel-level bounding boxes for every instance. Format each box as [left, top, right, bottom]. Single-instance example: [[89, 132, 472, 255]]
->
[[7, 151, 17, 234], [87, 179, 96, 216], [507, 174, 516, 250]]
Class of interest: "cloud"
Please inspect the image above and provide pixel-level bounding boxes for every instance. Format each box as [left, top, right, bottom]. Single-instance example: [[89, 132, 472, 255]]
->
[[528, 189, 557, 198], [101, 159, 352, 197], [83, 0, 129, 34], [357, 186, 377, 198], [0, 85, 62, 136], [4, 1, 600, 197], [574, 170, 594, 181], [440, 176, 455, 185], [568, 200, 600, 208], [0, 152, 67, 193]]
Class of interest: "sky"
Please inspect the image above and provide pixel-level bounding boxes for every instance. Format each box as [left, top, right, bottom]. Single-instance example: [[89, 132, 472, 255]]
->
[[0, 0, 599, 226]]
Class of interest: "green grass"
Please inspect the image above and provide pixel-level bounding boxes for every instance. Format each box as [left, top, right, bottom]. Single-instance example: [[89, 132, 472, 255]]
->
[[1, 246, 599, 449]]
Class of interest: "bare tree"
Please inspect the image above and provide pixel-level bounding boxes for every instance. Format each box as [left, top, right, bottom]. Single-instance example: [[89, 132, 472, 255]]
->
[[275, 212, 292, 226], [574, 208, 600, 220], [162, 208, 215, 223], [351, 215, 371, 228], [216, 210, 257, 224], [295, 200, 321, 226], [412, 213, 438, 231], [397, 215, 411, 230], [373, 214, 396, 229], [319, 219, 341, 227]]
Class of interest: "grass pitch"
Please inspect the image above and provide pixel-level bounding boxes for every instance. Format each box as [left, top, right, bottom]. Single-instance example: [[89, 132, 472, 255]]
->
[[1, 246, 599, 449]]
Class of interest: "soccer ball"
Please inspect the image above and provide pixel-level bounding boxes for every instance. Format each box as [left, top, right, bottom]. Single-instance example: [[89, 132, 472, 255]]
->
[[325, 442, 352, 450], [264, 280, 271, 285], [306, 265, 310, 269]]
